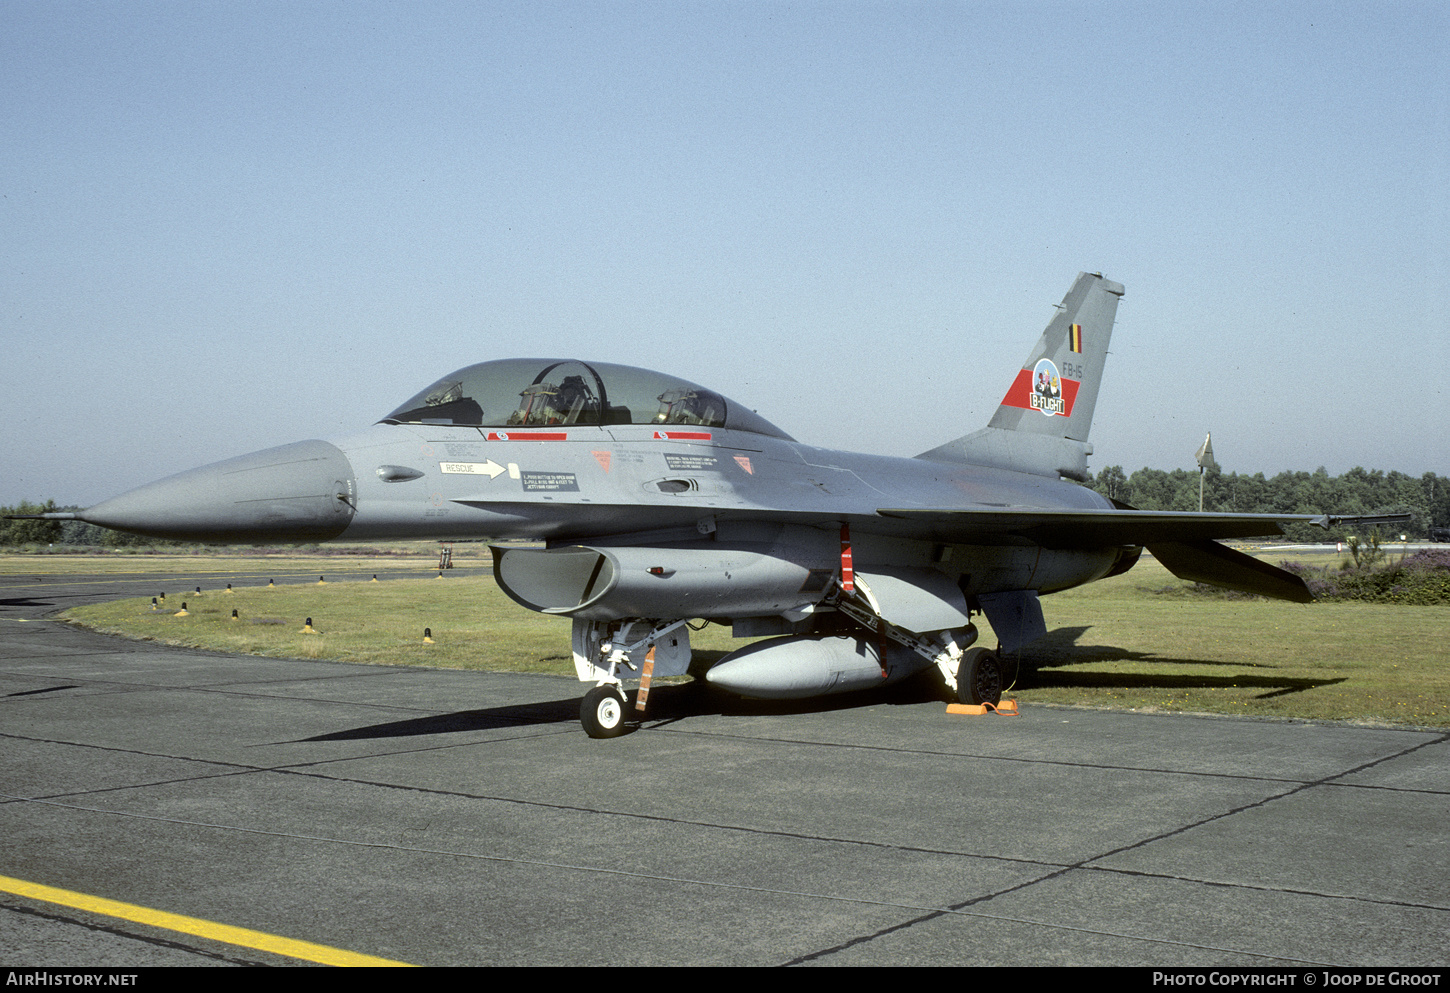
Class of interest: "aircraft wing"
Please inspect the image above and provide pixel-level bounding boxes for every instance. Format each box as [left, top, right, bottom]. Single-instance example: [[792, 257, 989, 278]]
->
[[875, 508, 1410, 603], [872, 507, 1311, 548], [873, 508, 1412, 548]]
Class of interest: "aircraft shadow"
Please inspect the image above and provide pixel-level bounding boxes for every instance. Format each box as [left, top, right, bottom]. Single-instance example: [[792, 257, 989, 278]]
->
[[303, 698, 583, 740], [301, 675, 947, 742], [640, 676, 948, 727], [300, 622, 1349, 743], [6, 685, 81, 697], [1001, 626, 1347, 700]]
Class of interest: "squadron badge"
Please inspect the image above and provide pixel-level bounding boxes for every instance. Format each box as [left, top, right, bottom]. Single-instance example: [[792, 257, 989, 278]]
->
[[1030, 358, 1065, 416]]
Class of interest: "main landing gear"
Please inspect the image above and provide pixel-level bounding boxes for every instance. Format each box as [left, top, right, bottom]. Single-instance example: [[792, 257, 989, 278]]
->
[[955, 647, 1003, 706]]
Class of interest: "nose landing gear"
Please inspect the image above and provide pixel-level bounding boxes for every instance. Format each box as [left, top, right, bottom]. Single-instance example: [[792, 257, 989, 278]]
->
[[580, 684, 629, 739]]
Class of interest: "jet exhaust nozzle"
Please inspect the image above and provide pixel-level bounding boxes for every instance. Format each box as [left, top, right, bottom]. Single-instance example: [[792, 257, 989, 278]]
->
[[79, 440, 357, 543]]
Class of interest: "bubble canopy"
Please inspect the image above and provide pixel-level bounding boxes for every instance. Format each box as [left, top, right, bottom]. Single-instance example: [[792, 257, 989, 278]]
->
[[381, 359, 794, 440]]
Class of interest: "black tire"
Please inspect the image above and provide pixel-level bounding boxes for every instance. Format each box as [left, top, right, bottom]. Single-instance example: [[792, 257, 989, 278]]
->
[[580, 685, 629, 738], [956, 647, 1003, 706]]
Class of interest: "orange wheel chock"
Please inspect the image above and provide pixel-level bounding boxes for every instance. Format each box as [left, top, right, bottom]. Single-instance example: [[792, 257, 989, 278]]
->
[[947, 698, 1019, 717]]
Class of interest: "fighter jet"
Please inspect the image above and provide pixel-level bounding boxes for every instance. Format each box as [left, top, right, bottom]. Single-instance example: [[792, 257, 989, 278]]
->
[[25, 273, 1404, 736]]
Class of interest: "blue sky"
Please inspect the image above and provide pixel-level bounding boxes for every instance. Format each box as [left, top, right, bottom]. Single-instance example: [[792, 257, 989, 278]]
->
[[3, 1, 1446, 507]]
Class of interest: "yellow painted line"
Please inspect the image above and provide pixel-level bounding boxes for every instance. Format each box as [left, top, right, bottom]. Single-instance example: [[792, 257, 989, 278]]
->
[[0, 874, 413, 967]]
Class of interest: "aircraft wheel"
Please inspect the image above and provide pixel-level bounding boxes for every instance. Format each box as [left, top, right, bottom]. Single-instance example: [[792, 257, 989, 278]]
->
[[956, 648, 1003, 706], [581, 685, 629, 738]]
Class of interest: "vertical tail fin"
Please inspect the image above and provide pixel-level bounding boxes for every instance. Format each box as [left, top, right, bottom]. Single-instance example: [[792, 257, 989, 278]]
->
[[987, 272, 1123, 443], [916, 272, 1124, 481]]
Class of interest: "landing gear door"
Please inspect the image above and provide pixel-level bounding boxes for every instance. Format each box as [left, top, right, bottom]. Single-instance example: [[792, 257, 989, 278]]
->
[[851, 567, 973, 634], [977, 590, 1047, 655], [570, 618, 692, 682]]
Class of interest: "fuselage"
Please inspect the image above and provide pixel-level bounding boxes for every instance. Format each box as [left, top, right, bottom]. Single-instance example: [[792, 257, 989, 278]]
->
[[79, 419, 1123, 602], [74, 356, 1128, 603]]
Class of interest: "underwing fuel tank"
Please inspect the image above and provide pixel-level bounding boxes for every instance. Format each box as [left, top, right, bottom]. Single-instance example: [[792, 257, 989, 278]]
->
[[704, 634, 931, 700], [491, 543, 836, 622]]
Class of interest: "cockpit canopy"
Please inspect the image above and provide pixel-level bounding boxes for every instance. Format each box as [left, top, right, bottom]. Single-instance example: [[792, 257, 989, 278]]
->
[[382, 359, 794, 440]]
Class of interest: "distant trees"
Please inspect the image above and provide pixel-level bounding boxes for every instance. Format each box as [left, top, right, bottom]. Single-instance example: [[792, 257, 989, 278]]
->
[[1096, 465, 1129, 504], [0, 504, 182, 548], [0, 501, 64, 545], [1090, 466, 1447, 542]]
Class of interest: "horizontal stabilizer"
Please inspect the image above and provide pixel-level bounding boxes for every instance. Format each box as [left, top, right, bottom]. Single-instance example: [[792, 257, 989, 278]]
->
[[1310, 512, 1413, 530], [1147, 540, 1313, 603]]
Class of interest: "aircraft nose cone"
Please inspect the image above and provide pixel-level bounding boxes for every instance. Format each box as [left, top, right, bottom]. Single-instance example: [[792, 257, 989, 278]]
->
[[82, 440, 357, 543]]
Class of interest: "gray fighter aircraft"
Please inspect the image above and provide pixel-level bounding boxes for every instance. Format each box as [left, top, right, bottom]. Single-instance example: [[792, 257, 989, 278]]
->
[[27, 273, 1403, 736]]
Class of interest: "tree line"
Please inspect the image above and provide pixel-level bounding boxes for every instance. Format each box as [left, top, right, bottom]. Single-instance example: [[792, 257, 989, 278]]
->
[[3, 465, 1448, 547], [0, 501, 173, 547], [1090, 464, 1448, 543]]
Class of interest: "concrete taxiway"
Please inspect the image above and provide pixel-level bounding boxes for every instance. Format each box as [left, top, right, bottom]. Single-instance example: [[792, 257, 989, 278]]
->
[[2, 568, 1447, 967]]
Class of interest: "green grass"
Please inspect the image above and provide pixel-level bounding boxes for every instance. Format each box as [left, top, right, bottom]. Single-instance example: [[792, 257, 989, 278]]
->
[[60, 573, 746, 677], [55, 555, 1450, 728], [998, 558, 1448, 727], [0, 543, 489, 576]]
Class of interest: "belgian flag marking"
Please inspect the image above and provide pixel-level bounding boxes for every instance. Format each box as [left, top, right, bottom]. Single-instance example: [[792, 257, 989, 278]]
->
[[1069, 323, 1083, 353]]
